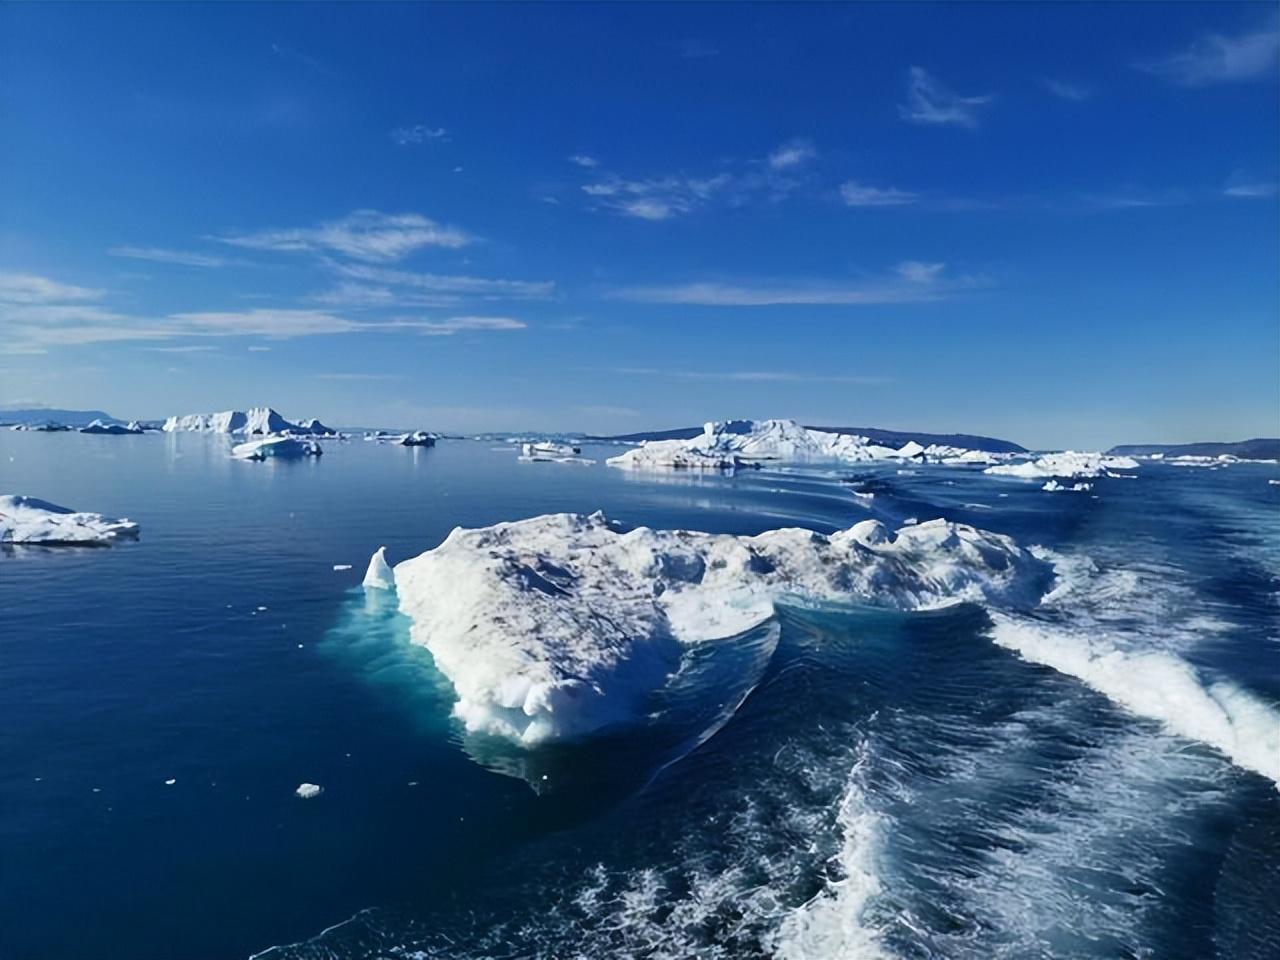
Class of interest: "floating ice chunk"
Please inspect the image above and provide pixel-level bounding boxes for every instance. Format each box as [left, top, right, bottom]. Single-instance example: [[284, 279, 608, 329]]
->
[[80, 418, 145, 435], [230, 436, 323, 460], [986, 451, 1139, 480], [333, 564, 353, 571], [0, 494, 139, 545], [399, 431, 436, 447], [363, 546, 394, 590], [390, 511, 1049, 744], [294, 783, 323, 799], [1042, 480, 1093, 492], [607, 438, 747, 470], [164, 778, 176, 786]]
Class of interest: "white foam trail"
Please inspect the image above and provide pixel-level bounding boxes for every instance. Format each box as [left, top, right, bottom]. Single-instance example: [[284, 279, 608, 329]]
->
[[989, 614, 1280, 785], [772, 744, 888, 960]]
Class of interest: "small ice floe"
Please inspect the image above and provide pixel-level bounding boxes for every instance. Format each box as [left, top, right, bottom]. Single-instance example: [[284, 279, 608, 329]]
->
[[1042, 480, 1093, 492], [333, 564, 353, 571], [1269, 479, 1280, 486], [164, 779, 176, 786], [230, 436, 323, 461], [519, 442, 595, 465], [294, 783, 323, 799], [362, 546, 395, 590], [0, 494, 139, 545]]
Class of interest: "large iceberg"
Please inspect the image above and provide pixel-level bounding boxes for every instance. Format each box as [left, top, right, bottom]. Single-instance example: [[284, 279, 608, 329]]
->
[[230, 436, 323, 460], [163, 406, 336, 436], [607, 419, 1001, 470], [383, 511, 1049, 744], [0, 494, 139, 545], [985, 451, 1139, 480]]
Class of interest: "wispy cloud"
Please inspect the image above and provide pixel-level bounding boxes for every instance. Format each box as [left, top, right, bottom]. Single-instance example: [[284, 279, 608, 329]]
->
[[767, 138, 817, 170], [327, 262, 555, 299], [0, 272, 103, 303], [1042, 78, 1094, 101], [581, 173, 734, 221], [141, 345, 220, 353], [900, 66, 993, 127], [840, 180, 918, 207], [614, 368, 886, 385], [1223, 170, 1277, 198], [109, 246, 228, 268], [676, 38, 719, 60], [1137, 23, 1279, 86], [568, 154, 599, 168], [217, 209, 471, 262], [608, 261, 975, 306], [391, 124, 449, 145], [315, 372, 406, 381]]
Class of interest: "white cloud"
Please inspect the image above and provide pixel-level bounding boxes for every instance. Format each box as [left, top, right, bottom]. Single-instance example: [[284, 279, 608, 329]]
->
[[315, 372, 406, 381], [767, 138, 816, 170], [568, 154, 600, 168], [1223, 170, 1278, 198], [609, 263, 970, 306], [142, 345, 219, 353], [0, 272, 103, 303], [391, 124, 449, 145], [247, 346, 271, 352], [328, 262, 555, 299], [1138, 25, 1279, 86], [840, 181, 918, 207], [580, 173, 735, 220], [900, 66, 993, 127], [108, 246, 228, 268], [615, 367, 885, 385], [1042, 78, 1094, 101], [217, 209, 471, 262]]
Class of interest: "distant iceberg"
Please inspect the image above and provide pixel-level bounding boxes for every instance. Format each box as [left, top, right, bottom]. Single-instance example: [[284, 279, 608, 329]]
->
[[163, 406, 336, 436], [79, 419, 146, 435], [399, 431, 436, 447], [387, 511, 1049, 744], [9, 421, 72, 432], [985, 451, 1139, 480], [230, 436, 323, 461], [0, 494, 139, 545], [607, 419, 1004, 470]]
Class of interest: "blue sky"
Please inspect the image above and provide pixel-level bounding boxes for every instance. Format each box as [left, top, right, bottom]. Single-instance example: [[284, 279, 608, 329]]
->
[[1, 2, 1276, 447]]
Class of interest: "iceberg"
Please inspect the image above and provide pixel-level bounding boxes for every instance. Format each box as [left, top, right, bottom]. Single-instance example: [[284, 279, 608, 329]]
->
[[10, 421, 72, 432], [386, 511, 1049, 744], [399, 431, 436, 447], [163, 406, 336, 436], [362, 546, 394, 589], [607, 419, 1003, 470], [985, 451, 1139, 480], [230, 436, 323, 460], [79, 419, 145, 435], [0, 494, 140, 545]]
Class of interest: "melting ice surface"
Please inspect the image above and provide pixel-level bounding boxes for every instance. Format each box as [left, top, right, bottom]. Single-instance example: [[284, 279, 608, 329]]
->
[[2, 431, 1278, 960]]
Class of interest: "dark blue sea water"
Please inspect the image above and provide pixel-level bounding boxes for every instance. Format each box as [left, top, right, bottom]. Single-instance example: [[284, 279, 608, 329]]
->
[[2, 432, 1277, 959]]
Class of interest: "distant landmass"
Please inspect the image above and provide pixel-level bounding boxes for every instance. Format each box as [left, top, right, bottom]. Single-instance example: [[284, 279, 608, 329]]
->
[[1107, 438, 1280, 459], [0, 407, 116, 426], [590, 422, 1027, 454]]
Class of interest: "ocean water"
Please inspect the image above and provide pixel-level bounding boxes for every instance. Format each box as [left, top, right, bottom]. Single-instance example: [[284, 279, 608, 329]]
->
[[2, 431, 1278, 960]]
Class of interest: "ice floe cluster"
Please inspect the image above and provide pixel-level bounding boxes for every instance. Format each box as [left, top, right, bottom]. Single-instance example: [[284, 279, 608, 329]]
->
[[362, 430, 437, 446], [378, 511, 1050, 743], [0, 494, 139, 545], [606, 419, 1005, 471], [985, 451, 1139, 480], [163, 406, 336, 436]]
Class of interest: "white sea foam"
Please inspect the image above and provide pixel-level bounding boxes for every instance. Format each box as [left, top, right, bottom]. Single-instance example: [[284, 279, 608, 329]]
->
[[989, 615, 1280, 784]]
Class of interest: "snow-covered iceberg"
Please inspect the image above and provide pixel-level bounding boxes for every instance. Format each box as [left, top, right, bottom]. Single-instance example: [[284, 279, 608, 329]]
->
[[607, 419, 1002, 471], [230, 436, 323, 461], [985, 452, 1139, 480], [385, 511, 1050, 744], [0, 494, 139, 545], [79, 419, 145, 435], [163, 406, 335, 436], [399, 431, 436, 447]]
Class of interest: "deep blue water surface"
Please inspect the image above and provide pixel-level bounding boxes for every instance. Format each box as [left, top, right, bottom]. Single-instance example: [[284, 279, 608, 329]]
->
[[1, 432, 1277, 959]]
